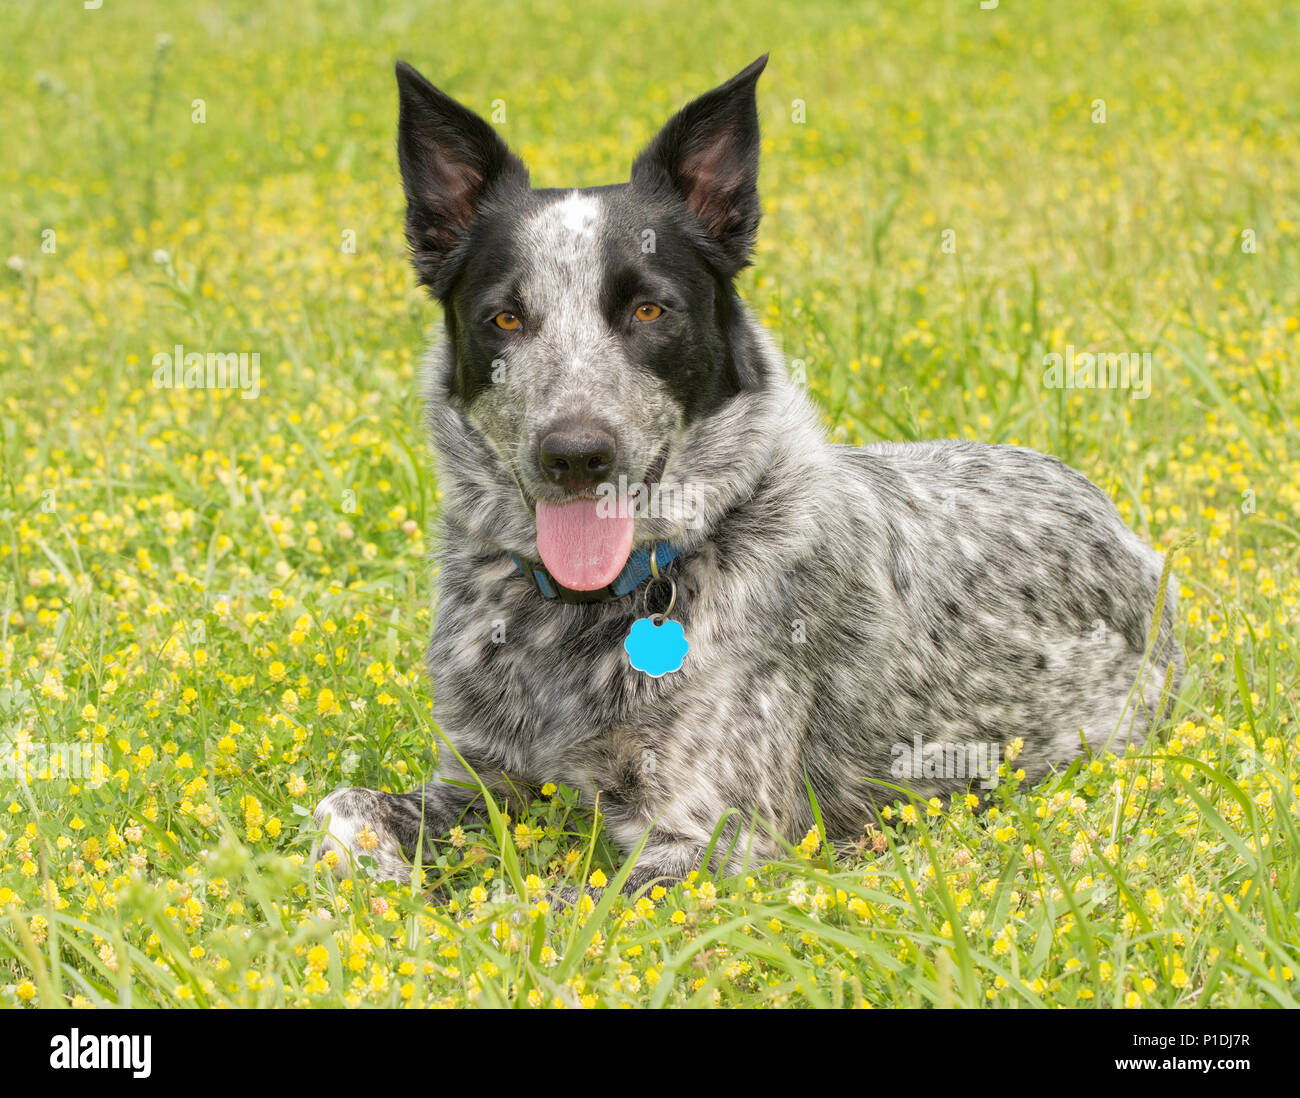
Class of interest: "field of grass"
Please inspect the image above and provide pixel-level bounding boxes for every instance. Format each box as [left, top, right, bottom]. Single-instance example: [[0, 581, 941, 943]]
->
[[1, 0, 1298, 1008]]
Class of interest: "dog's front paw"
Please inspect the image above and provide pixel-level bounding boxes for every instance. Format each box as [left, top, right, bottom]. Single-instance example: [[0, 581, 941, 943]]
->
[[312, 788, 410, 883]]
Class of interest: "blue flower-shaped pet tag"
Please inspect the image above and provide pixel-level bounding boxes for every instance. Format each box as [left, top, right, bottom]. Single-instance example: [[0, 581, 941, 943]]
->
[[625, 549, 688, 677], [625, 616, 689, 677]]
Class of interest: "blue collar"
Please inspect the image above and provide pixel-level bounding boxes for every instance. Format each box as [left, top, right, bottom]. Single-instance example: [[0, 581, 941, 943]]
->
[[510, 542, 681, 604]]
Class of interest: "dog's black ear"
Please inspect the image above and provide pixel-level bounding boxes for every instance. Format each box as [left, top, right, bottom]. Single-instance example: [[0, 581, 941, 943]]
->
[[631, 55, 767, 274], [396, 61, 529, 297]]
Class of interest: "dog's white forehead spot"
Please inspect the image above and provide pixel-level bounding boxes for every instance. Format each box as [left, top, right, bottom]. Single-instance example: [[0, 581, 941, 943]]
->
[[556, 191, 599, 236], [520, 191, 605, 287]]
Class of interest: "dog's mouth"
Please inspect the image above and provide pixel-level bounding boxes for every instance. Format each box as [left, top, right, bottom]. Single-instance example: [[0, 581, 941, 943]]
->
[[514, 450, 669, 592]]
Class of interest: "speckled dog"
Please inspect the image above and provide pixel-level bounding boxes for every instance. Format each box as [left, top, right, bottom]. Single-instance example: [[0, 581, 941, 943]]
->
[[314, 56, 1182, 891]]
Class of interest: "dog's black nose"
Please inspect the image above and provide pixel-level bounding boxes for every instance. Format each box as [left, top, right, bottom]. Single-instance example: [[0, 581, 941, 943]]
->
[[538, 425, 617, 491]]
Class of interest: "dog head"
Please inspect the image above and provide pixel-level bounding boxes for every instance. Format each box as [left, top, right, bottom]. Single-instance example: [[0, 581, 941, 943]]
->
[[397, 56, 774, 589]]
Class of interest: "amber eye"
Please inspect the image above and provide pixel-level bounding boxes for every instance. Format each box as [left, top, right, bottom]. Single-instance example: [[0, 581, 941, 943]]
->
[[493, 311, 522, 331], [633, 303, 664, 323]]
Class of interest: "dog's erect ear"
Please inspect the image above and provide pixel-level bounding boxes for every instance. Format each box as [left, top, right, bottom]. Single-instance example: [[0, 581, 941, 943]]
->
[[396, 61, 529, 296], [630, 55, 767, 274]]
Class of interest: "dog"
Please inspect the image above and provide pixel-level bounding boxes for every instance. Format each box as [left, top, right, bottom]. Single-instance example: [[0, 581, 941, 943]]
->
[[313, 55, 1182, 893]]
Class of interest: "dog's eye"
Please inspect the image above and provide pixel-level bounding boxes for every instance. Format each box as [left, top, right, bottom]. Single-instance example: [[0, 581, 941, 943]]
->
[[633, 303, 664, 323], [493, 311, 522, 331]]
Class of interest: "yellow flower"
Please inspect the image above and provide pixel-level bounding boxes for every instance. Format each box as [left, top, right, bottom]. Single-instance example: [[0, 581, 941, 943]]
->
[[796, 828, 822, 856], [588, 868, 608, 889], [241, 795, 264, 828]]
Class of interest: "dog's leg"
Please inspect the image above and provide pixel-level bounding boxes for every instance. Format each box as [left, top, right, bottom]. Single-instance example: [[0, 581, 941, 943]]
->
[[312, 781, 473, 883]]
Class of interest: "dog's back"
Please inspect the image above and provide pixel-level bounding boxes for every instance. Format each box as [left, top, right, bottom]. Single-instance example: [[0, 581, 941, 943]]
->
[[791, 435, 1180, 831]]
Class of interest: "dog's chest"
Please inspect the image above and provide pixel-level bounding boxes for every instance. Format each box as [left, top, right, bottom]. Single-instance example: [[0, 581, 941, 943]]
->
[[429, 562, 691, 774]]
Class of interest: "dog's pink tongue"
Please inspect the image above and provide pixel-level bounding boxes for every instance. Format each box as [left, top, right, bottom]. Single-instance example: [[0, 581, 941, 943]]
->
[[535, 499, 634, 591]]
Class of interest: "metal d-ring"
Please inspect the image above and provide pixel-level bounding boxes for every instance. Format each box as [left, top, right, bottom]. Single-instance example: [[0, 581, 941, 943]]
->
[[642, 548, 677, 623]]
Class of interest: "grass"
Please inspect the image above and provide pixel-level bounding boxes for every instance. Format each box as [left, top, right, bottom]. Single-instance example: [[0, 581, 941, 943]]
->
[[1, 0, 1298, 1008]]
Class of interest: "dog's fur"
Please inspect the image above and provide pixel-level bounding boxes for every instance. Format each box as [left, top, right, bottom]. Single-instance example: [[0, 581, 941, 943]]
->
[[314, 56, 1182, 893]]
